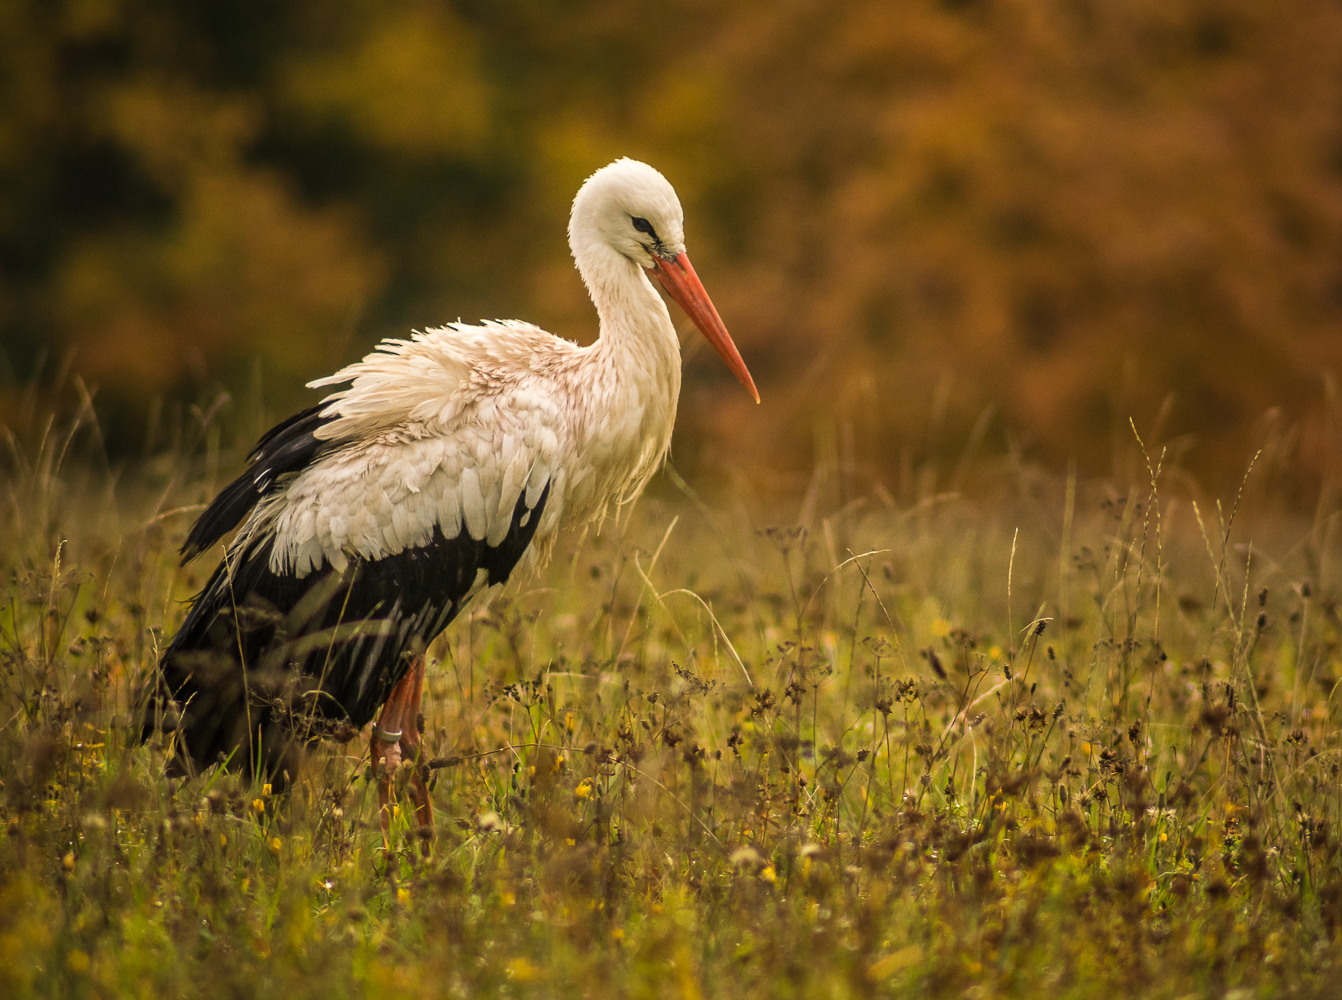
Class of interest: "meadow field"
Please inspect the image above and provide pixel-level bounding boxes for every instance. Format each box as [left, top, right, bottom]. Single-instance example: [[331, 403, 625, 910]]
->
[[2, 404, 1341, 999]]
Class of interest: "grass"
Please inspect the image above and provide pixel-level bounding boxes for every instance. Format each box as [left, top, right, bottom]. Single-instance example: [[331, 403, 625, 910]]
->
[[2, 403, 1342, 999]]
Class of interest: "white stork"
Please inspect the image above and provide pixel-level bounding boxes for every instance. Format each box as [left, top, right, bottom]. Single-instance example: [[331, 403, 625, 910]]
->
[[142, 158, 758, 841]]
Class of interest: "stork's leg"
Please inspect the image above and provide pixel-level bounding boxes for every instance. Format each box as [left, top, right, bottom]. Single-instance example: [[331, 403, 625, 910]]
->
[[369, 657, 435, 853], [370, 669, 416, 846], [397, 656, 435, 854]]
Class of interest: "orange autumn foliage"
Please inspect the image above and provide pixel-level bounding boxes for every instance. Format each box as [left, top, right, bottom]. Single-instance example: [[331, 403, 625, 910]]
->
[[2, 0, 1339, 494]]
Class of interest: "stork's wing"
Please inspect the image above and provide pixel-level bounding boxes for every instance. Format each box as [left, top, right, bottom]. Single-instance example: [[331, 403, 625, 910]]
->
[[179, 404, 338, 562], [263, 395, 562, 579], [147, 363, 568, 781]]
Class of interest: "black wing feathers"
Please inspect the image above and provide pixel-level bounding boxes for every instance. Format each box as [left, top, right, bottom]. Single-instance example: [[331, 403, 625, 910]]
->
[[144, 475, 551, 786], [179, 405, 337, 563]]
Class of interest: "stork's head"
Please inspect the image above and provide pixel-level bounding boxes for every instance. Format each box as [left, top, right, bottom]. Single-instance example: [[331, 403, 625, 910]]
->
[[570, 158, 759, 403], [571, 158, 686, 269]]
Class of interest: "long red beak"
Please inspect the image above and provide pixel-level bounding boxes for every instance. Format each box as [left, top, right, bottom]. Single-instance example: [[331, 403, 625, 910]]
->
[[651, 252, 759, 403]]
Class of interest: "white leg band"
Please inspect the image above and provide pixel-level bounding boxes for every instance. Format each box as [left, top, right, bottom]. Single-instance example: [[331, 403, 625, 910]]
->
[[373, 725, 403, 742]]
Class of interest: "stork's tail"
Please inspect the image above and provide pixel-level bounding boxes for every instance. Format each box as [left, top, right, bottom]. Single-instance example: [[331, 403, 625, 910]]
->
[[136, 561, 317, 789], [138, 647, 304, 788]]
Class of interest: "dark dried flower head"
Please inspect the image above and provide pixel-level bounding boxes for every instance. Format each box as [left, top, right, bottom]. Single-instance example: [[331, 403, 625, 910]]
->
[[920, 647, 947, 680]]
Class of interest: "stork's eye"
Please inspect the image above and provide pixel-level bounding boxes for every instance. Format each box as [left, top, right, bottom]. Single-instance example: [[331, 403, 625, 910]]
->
[[631, 216, 658, 238]]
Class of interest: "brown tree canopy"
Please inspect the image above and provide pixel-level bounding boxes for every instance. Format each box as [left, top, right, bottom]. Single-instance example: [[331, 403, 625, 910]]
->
[[2, 0, 1340, 494]]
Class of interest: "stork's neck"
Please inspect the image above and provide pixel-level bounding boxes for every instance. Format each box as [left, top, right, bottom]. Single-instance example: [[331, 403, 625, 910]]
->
[[578, 245, 682, 391], [565, 243, 682, 513]]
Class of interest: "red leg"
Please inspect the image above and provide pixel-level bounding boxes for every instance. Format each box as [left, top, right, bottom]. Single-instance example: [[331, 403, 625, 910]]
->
[[369, 657, 434, 853], [370, 669, 415, 846], [397, 656, 435, 854]]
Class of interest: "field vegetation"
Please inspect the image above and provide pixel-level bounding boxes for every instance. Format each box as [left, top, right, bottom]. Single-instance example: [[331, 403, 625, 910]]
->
[[2, 402, 1341, 999]]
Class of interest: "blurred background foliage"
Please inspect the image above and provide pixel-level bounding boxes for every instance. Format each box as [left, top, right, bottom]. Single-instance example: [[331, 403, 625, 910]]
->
[[2, 0, 1340, 498]]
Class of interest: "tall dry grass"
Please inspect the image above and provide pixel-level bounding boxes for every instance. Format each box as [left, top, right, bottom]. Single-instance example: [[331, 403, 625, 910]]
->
[[1, 398, 1340, 998]]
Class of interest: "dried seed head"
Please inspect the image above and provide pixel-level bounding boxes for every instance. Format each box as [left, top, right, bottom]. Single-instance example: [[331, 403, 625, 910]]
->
[[731, 846, 762, 867], [476, 811, 501, 833]]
